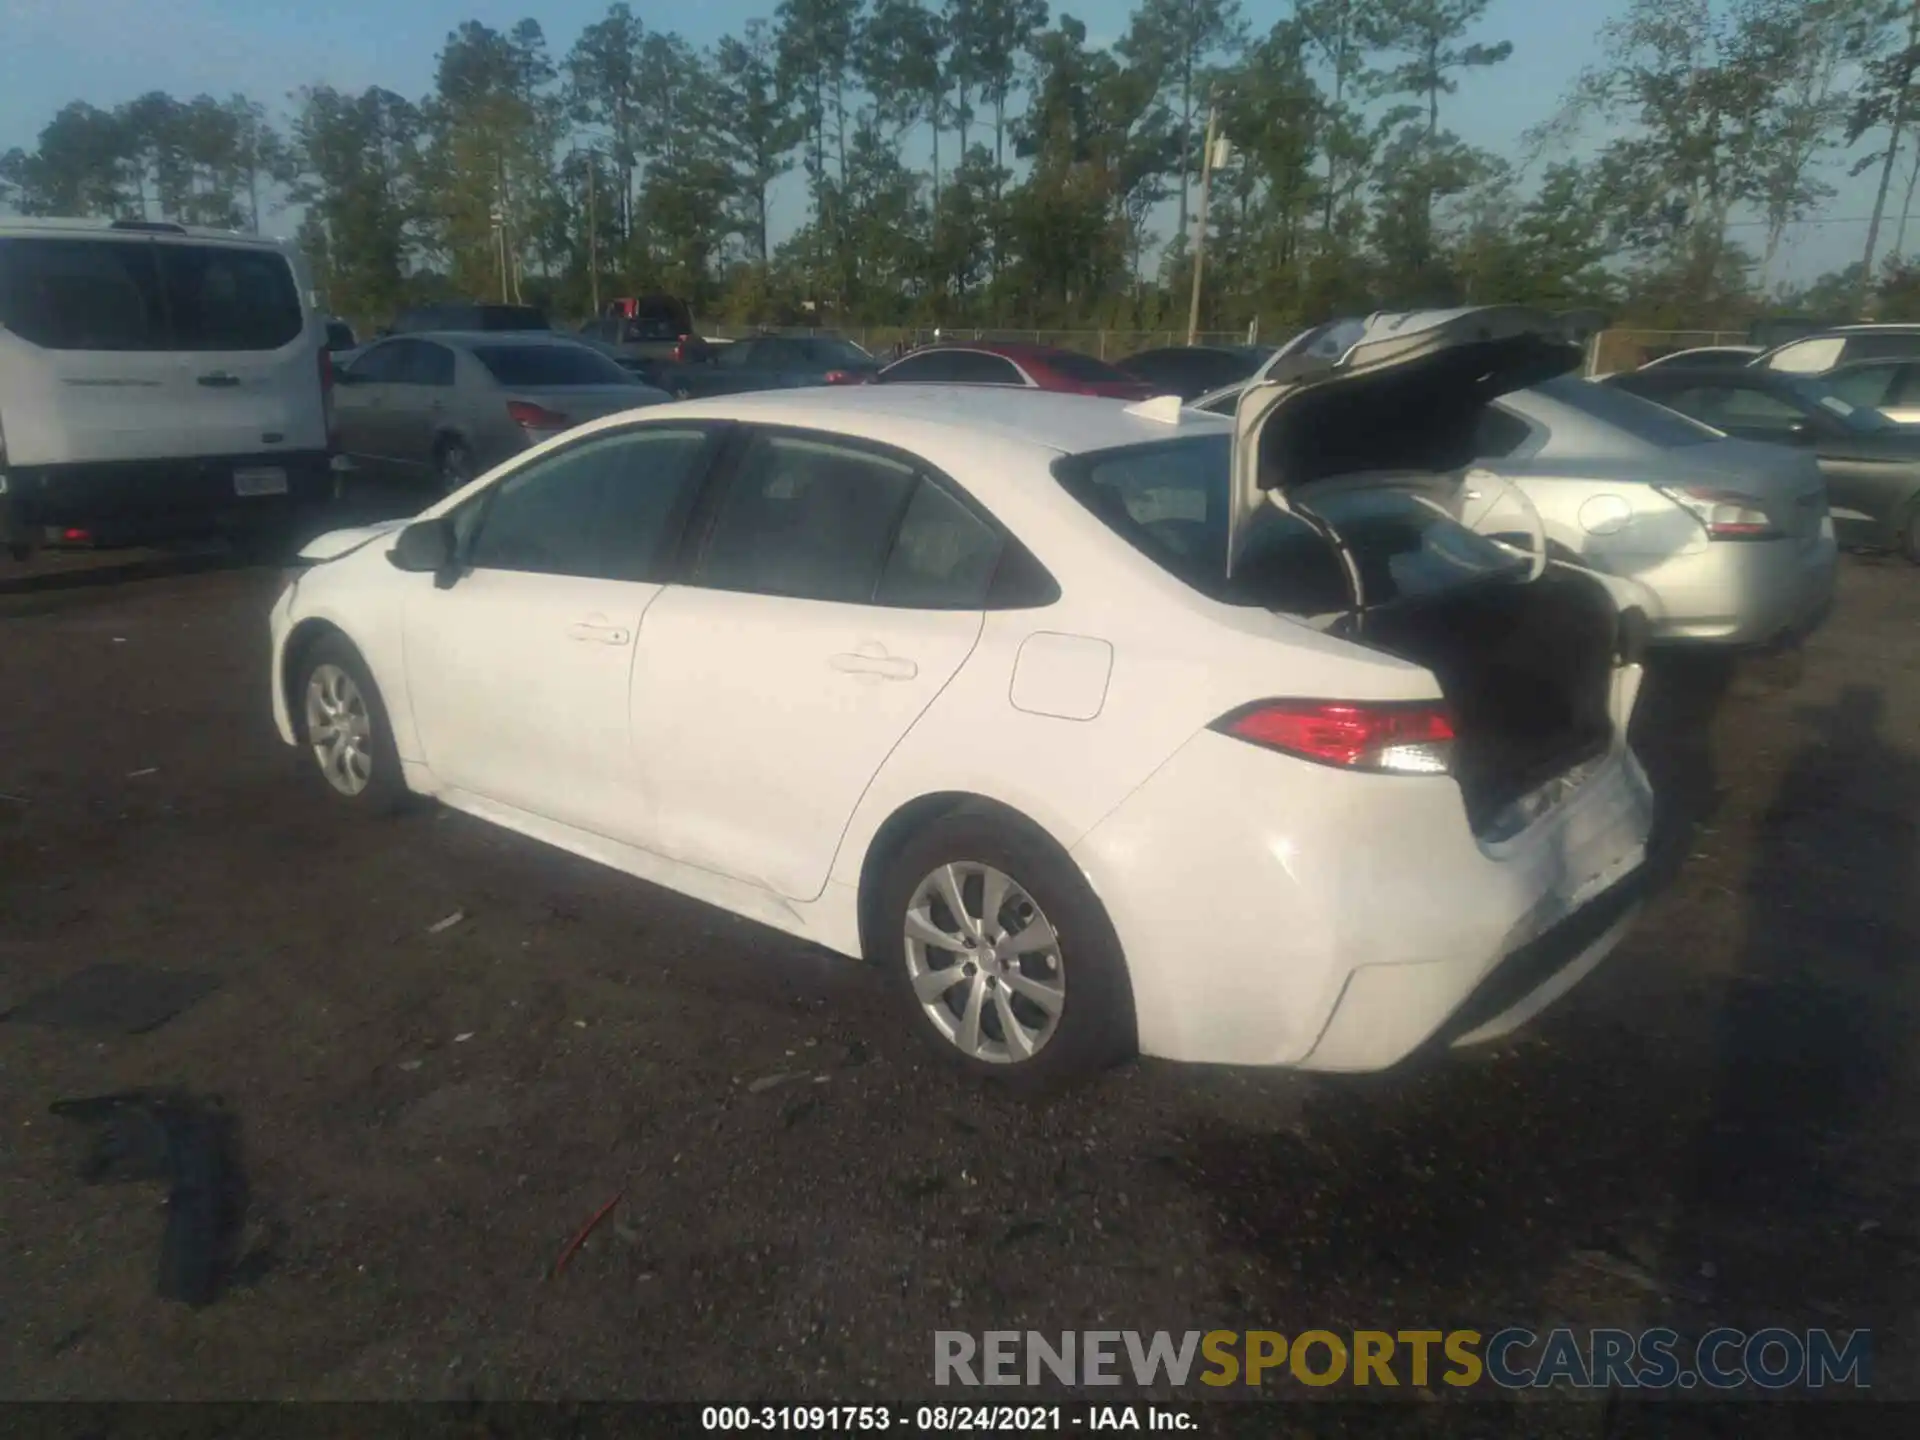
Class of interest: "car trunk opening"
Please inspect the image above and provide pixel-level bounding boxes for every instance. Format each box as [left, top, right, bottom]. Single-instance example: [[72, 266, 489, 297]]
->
[[1224, 308, 1616, 832], [1230, 483, 1623, 834]]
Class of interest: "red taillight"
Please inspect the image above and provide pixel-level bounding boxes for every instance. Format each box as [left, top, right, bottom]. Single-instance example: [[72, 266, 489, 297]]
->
[[1213, 700, 1457, 775], [671, 335, 688, 362], [822, 369, 858, 385], [1657, 484, 1782, 540], [507, 400, 571, 430], [62, 527, 92, 544]]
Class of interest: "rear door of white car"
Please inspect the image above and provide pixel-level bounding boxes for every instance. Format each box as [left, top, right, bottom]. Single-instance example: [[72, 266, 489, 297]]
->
[[628, 429, 997, 901], [401, 423, 722, 839]]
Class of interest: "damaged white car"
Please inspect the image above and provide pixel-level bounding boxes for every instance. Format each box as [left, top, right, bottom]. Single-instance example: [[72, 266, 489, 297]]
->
[[268, 306, 1653, 1087]]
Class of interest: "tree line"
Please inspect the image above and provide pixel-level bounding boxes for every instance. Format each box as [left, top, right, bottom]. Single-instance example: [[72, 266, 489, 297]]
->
[[6, 0, 1920, 334]]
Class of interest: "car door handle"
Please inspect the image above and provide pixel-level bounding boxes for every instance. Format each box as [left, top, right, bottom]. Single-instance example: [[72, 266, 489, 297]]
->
[[196, 372, 241, 388], [831, 651, 918, 680], [568, 620, 631, 645]]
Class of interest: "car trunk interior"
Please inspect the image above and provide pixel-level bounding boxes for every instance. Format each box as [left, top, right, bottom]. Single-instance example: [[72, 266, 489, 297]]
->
[[1239, 345, 1620, 833]]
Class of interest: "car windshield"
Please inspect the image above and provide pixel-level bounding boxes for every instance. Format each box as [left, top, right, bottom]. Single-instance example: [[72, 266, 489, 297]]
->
[[1531, 375, 1721, 447], [470, 343, 636, 387], [1782, 375, 1895, 432], [1054, 435, 1529, 613]]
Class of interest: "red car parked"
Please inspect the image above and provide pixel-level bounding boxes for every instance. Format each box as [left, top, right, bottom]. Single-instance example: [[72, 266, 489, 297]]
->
[[873, 340, 1157, 400]]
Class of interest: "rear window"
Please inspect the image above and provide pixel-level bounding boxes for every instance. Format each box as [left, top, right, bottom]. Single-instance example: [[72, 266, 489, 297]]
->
[[470, 343, 635, 388], [0, 237, 303, 352], [1056, 435, 1528, 613], [1532, 375, 1719, 448], [1043, 350, 1131, 383]]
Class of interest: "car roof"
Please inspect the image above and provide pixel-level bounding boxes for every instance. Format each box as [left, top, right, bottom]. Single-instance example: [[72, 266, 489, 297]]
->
[[658, 383, 1229, 456], [0, 216, 292, 247], [918, 341, 1094, 364], [381, 330, 589, 347]]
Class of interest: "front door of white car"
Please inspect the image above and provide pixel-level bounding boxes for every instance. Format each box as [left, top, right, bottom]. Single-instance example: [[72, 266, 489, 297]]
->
[[628, 430, 999, 902], [402, 424, 718, 839]]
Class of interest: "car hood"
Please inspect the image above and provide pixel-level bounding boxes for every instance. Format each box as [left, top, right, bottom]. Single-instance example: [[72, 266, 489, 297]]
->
[[295, 518, 409, 564], [1227, 307, 1583, 571]]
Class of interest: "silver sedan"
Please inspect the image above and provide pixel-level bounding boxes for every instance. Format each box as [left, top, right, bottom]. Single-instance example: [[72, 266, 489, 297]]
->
[[1192, 373, 1838, 650], [333, 331, 670, 494]]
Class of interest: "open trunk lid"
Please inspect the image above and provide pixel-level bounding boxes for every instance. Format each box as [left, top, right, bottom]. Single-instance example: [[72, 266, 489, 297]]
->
[[1227, 307, 1583, 576]]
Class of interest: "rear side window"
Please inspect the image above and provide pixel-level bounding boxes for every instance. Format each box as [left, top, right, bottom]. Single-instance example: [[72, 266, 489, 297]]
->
[[875, 481, 1004, 608], [695, 434, 917, 603], [470, 343, 634, 388], [0, 237, 302, 352]]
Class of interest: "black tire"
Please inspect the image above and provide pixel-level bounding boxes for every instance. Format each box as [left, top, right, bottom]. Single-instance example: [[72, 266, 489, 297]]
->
[[873, 810, 1136, 1093], [291, 634, 409, 814], [436, 439, 476, 494]]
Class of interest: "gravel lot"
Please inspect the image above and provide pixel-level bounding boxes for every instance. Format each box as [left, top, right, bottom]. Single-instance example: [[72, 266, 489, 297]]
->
[[1, 538, 1916, 1423]]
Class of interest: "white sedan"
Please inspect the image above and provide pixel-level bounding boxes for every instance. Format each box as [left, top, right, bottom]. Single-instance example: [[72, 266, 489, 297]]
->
[[269, 308, 1655, 1088]]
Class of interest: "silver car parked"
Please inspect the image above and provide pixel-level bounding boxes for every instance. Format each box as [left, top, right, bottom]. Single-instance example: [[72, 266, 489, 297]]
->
[[1193, 371, 1838, 649], [333, 331, 670, 493]]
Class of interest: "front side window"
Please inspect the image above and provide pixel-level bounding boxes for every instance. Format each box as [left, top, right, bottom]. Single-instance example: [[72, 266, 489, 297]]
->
[[466, 427, 711, 582], [695, 434, 919, 603], [400, 341, 455, 387]]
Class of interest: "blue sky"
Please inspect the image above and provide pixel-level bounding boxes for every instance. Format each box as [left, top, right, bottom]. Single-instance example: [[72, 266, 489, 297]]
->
[[0, 0, 1884, 282]]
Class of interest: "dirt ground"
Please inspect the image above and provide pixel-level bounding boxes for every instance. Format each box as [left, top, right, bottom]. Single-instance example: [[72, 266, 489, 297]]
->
[[1, 539, 1916, 1425]]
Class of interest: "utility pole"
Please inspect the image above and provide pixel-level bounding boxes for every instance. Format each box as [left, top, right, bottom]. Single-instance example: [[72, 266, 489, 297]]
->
[[1186, 105, 1220, 347], [587, 150, 600, 318]]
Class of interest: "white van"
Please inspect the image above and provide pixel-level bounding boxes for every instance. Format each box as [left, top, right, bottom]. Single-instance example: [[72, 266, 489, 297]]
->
[[0, 218, 332, 554]]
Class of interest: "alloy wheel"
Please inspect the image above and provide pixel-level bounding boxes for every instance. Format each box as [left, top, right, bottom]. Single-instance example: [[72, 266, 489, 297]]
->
[[902, 862, 1065, 1064], [305, 662, 375, 796]]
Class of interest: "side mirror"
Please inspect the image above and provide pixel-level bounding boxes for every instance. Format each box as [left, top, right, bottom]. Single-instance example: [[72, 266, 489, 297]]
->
[[387, 516, 458, 582]]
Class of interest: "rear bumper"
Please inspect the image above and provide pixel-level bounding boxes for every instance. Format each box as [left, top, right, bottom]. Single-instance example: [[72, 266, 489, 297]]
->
[[0, 451, 333, 545], [1630, 531, 1838, 648], [1071, 727, 1654, 1071]]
